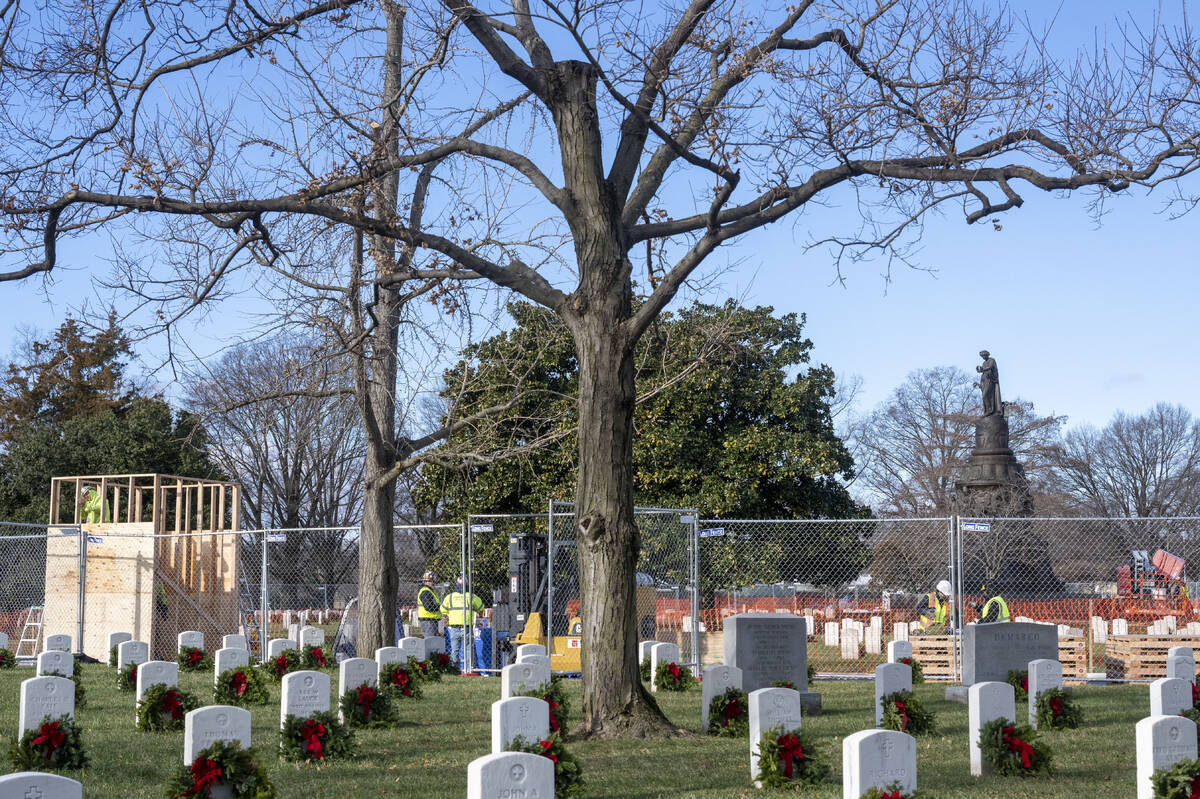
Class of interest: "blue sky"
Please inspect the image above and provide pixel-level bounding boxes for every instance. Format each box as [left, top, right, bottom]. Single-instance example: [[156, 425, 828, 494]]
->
[[1, 0, 1194, 432]]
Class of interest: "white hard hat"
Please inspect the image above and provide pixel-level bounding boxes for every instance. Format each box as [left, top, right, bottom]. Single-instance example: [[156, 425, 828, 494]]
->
[[936, 580, 952, 595]]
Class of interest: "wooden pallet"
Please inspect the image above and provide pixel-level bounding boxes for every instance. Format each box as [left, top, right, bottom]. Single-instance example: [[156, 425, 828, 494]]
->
[[1104, 635, 1200, 679], [1058, 637, 1086, 678], [909, 635, 1087, 679]]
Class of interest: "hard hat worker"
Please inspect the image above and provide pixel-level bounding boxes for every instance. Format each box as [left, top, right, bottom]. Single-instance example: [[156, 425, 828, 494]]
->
[[440, 576, 485, 671], [417, 572, 443, 639], [81, 485, 110, 524], [918, 579, 953, 632]]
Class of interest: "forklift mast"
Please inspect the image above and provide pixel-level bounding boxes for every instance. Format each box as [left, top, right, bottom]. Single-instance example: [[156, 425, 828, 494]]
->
[[507, 532, 575, 636]]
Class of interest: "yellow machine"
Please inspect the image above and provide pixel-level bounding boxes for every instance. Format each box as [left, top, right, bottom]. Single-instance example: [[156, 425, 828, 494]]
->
[[511, 584, 658, 672]]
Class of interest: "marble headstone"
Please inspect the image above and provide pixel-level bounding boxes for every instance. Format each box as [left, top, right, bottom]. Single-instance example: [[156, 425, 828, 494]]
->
[[874, 663, 913, 727], [267, 638, 297, 658], [515, 644, 547, 660], [1027, 659, 1063, 728], [467, 752, 554, 799], [700, 664, 743, 731], [749, 687, 803, 787], [19, 676, 74, 735], [107, 631, 132, 659], [136, 661, 179, 701], [36, 650, 73, 678], [1151, 677, 1193, 717], [491, 696, 550, 754], [843, 729, 917, 799], [723, 613, 808, 692], [281, 670, 330, 727], [0, 772, 83, 798], [117, 640, 149, 671], [961, 622, 1057, 685], [887, 640, 912, 663], [184, 705, 251, 763], [298, 626, 324, 648], [398, 636, 425, 662], [214, 647, 249, 686], [501, 660, 550, 699], [969, 681, 1015, 776], [1137, 715, 1197, 799], [43, 634, 71, 653], [222, 634, 248, 650], [178, 631, 204, 652]]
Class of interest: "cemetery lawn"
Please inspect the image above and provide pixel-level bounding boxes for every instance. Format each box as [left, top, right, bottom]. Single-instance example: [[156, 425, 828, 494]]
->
[[0, 663, 1144, 797]]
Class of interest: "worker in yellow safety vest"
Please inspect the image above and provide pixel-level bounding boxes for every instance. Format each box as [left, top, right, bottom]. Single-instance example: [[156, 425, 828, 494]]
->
[[918, 579, 953, 632], [440, 576, 485, 670], [81, 486, 110, 524], [976, 585, 1011, 623], [417, 572, 442, 639]]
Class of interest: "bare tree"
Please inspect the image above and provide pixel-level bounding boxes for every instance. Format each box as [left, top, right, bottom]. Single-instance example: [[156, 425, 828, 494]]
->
[[851, 367, 1063, 516], [1052, 403, 1200, 518], [4, 0, 1200, 736]]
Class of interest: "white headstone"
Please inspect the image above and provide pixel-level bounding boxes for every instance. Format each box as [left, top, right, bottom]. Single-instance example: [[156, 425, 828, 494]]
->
[[376, 646, 404, 667], [222, 634, 248, 650], [281, 670, 331, 728], [516, 644, 547, 660], [467, 752, 554, 799], [648, 642, 681, 693], [283, 611, 295, 628], [749, 687, 803, 787], [338, 657, 377, 722], [1151, 677, 1193, 717], [0, 772, 83, 799], [875, 663, 913, 726], [700, 664, 743, 731], [213, 647, 250, 687], [1167, 616, 1179, 633], [804, 615, 815, 637], [501, 660, 551, 699], [1091, 616, 1107, 644], [490, 696, 550, 754], [267, 638, 297, 658], [43, 634, 71, 653], [183, 706, 252, 764], [824, 622, 839, 646], [423, 637, 445, 660], [1027, 658, 1063, 728], [1113, 618, 1129, 636], [864, 626, 883, 655], [398, 636, 425, 662], [19, 676, 74, 735], [1137, 715, 1198, 799], [516, 654, 551, 674], [1167, 646, 1196, 683], [36, 650, 73, 678], [0, 632, 7, 652], [892, 622, 909, 643], [969, 681, 1015, 776], [117, 639, 149, 671], [843, 729, 918, 799], [887, 640, 913, 663], [107, 631, 132, 657], [298, 626, 324, 648], [136, 661, 179, 703], [287, 623, 300, 642], [178, 631, 204, 652], [841, 627, 861, 660]]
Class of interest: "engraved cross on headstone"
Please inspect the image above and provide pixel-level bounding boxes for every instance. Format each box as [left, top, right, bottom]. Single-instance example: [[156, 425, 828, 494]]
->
[[519, 705, 530, 719], [26, 788, 44, 799]]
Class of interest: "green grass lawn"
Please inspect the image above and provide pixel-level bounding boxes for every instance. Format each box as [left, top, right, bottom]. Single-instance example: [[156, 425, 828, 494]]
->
[[0, 663, 1147, 797]]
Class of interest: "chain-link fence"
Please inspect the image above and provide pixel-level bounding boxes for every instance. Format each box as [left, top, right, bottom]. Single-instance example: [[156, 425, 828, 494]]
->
[[0, 522, 80, 660]]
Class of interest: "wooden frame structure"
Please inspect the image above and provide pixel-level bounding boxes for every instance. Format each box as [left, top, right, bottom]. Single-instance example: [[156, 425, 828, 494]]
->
[[49, 473, 240, 532]]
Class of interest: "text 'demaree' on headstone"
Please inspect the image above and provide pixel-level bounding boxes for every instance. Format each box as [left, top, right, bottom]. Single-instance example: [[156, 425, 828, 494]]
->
[[961, 622, 1057, 685]]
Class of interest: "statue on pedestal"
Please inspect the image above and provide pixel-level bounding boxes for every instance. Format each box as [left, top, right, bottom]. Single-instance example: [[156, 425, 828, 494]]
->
[[975, 350, 1002, 417]]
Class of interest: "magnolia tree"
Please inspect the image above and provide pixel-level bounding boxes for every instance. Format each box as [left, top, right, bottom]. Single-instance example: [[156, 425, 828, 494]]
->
[[3, 0, 1200, 736]]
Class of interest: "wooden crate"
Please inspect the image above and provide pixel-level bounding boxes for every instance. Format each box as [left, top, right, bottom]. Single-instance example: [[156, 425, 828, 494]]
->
[[1104, 635, 1200, 679], [910, 636, 956, 678], [1058, 637, 1086, 678]]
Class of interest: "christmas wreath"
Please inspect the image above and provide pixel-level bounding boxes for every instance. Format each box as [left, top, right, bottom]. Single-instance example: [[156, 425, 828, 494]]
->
[[214, 666, 270, 706], [859, 783, 923, 798], [166, 740, 276, 799], [640, 656, 651, 682], [431, 651, 459, 675], [9, 715, 89, 771], [280, 711, 354, 762], [977, 717, 1052, 777], [1151, 757, 1200, 798], [754, 725, 829, 788], [178, 646, 212, 672], [339, 683, 398, 728], [300, 644, 331, 670], [260, 650, 300, 683], [1034, 688, 1082, 730], [653, 660, 692, 691], [109, 644, 118, 668], [880, 690, 936, 735], [517, 676, 571, 735], [510, 734, 585, 798], [0, 648, 16, 668], [137, 684, 201, 732], [69, 658, 86, 707], [706, 686, 749, 737], [407, 655, 440, 682], [117, 661, 139, 691], [1006, 669, 1029, 701], [898, 657, 924, 684], [807, 662, 816, 683], [381, 662, 424, 699]]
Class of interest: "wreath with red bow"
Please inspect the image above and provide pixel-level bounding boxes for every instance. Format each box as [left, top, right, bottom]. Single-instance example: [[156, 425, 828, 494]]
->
[[706, 686, 750, 737], [640, 656, 651, 682], [517, 676, 571, 735], [258, 649, 300, 683], [136, 683, 201, 732], [431, 650, 459, 676], [301, 645, 331, 670], [880, 690, 936, 735], [0, 647, 15, 669], [117, 661, 140, 691], [653, 660, 693, 691], [381, 662, 424, 699], [339, 682, 399, 728], [177, 646, 212, 672], [1152, 757, 1200, 798], [753, 725, 829, 788], [407, 655, 441, 683], [897, 657, 924, 684], [166, 740, 276, 798], [1034, 687, 1082, 730], [9, 715, 89, 771], [859, 783, 923, 798], [1006, 669, 1029, 702], [280, 710, 354, 762], [511, 733, 585, 798], [214, 666, 270, 706], [978, 717, 1053, 777]]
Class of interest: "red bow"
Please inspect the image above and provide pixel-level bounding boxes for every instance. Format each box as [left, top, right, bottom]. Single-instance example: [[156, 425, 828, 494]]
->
[[185, 757, 223, 796], [880, 792, 904, 799], [893, 701, 910, 731], [187, 649, 203, 665], [538, 739, 558, 764], [391, 668, 412, 696], [161, 689, 184, 720], [547, 698, 560, 732], [311, 648, 326, 667], [356, 685, 375, 719], [131, 665, 138, 681], [777, 733, 804, 778], [1002, 725, 1035, 769], [274, 655, 290, 675], [668, 662, 680, 683], [1020, 676, 1028, 693], [1188, 775, 1200, 799], [1193, 683, 1198, 707], [723, 700, 743, 726], [1049, 697, 1062, 720], [436, 653, 450, 668], [231, 670, 248, 697], [31, 721, 65, 757], [299, 718, 325, 760], [900, 658, 911, 665]]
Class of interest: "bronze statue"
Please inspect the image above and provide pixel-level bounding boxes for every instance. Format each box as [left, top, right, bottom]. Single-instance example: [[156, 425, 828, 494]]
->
[[975, 350, 1002, 416]]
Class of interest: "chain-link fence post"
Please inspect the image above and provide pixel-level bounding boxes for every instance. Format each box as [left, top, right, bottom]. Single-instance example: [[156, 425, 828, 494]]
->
[[260, 530, 270, 663], [76, 525, 86, 656]]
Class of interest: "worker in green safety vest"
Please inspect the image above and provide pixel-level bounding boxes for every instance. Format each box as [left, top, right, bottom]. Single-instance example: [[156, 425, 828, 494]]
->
[[81, 486, 110, 524], [976, 584, 1011, 623], [416, 572, 442, 639]]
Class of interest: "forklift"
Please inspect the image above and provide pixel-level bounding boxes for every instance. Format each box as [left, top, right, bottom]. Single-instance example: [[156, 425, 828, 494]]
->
[[497, 532, 658, 672]]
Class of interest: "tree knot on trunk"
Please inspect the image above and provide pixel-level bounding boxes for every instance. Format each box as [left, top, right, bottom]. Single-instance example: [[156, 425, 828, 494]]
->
[[577, 513, 606, 547]]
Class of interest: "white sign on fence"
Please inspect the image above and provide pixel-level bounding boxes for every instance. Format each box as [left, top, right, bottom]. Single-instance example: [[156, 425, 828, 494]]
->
[[699, 528, 726, 538], [962, 522, 991, 532]]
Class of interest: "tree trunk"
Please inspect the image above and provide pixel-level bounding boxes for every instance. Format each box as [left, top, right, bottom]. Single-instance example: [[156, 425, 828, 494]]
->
[[358, 451, 398, 654], [550, 59, 680, 738]]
